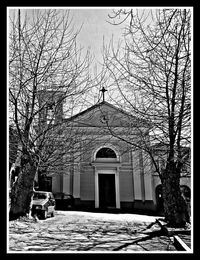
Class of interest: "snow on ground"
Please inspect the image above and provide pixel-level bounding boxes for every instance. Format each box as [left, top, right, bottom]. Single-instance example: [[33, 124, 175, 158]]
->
[[62, 211, 162, 223], [9, 210, 173, 252]]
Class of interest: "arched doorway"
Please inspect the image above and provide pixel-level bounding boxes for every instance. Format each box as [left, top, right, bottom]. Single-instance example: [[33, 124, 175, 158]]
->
[[93, 146, 120, 209]]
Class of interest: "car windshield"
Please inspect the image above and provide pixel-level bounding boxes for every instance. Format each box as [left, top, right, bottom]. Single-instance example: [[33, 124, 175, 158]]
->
[[33, 193, 47, 200]]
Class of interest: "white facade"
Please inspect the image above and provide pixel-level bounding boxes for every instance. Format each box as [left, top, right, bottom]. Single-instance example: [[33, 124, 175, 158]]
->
[[49, 101, 191, 213]]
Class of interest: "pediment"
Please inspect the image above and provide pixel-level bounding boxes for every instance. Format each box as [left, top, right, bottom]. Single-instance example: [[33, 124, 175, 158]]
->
[[65, 101, 144, 128]]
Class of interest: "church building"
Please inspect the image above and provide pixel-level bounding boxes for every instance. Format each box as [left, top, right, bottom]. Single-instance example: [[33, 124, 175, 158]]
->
[[39, 88, 191, 214]]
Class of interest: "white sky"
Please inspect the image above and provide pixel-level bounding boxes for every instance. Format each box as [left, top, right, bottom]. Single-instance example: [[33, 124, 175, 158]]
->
[[8, 7, 126, 73], [70, 8, 125, 70], [8, 7, 127, 108], [8, 7, 192, 110]]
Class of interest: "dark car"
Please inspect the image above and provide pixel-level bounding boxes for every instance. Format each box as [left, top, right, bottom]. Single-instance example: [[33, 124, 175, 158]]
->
[[31, 191, 56, 219], [54, 193, 74, 210]]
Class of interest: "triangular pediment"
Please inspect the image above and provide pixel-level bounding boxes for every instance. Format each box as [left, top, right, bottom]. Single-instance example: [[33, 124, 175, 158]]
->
[[64, 101, 145, 128]]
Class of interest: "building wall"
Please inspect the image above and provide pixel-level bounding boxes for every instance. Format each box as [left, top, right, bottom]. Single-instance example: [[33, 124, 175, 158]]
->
[[41, 96, 191, 213], [52, 174, 60, 193], [80, 164, 95, 201], [73, 164, 81, 198], [52, 139, 162, 212], [51, 127, 191, 213], [76, 138, 157, 211], [63, 173, 71, 194], [132, 150, 143, 201], [119, 166, 134, 202]]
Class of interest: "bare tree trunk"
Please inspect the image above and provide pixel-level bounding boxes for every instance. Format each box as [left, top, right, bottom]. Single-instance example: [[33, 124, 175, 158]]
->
[[9, 155, 36, 220], [162, 162, 189, 227]]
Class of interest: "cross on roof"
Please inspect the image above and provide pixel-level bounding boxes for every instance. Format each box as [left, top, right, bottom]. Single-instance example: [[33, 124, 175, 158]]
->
[[100, 86, 107, 102]]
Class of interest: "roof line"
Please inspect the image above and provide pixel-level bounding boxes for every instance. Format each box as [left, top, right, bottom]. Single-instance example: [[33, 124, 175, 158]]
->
[[63, 100, 135, 121]]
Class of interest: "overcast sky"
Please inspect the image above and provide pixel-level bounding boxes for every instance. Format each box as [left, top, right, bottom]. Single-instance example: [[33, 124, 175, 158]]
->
[[8, 7, 127, 71], [70, 8, 126, 71], [8, 7, 129, 109]]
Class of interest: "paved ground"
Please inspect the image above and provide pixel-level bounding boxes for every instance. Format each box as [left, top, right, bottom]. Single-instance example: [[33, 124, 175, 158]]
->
[[177, 234, 191, 249], [9, 210, 177, 252]]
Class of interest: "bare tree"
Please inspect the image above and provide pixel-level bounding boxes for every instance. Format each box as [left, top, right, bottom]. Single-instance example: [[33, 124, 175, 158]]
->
[[103, 8, 191, 227], [8, 9, 93, 220]]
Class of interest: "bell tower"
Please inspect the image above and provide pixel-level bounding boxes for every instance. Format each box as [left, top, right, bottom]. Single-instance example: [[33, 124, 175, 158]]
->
[[38, 89, 64, 127]]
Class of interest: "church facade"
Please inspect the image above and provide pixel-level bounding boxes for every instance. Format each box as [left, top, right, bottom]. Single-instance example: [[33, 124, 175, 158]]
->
[[40, 96, 191, 213]]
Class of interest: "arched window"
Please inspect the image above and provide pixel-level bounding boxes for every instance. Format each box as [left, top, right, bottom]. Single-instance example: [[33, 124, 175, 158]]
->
[[96, 147, 117, 158]]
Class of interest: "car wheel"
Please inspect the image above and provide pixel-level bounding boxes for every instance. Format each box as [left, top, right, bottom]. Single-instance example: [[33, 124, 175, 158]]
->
[[41, 210, 48, 219]]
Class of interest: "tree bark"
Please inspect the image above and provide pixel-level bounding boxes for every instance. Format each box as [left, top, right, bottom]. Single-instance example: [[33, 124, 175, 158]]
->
[[9, 155, 37, 220], [162, 162, 189, 227]]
